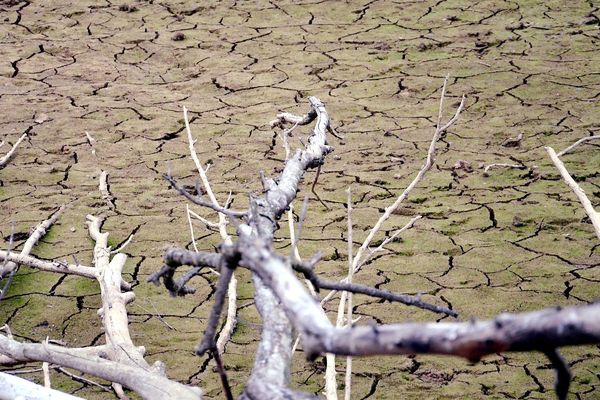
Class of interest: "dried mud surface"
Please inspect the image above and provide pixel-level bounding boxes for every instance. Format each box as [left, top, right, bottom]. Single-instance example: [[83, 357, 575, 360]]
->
[[1, 0, 599, 399]]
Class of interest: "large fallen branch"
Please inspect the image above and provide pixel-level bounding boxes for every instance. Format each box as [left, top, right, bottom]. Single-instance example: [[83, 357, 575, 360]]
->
[[152, 92, 600, 400], [0, 178, 201, 400], [0, 336, 200, 400]]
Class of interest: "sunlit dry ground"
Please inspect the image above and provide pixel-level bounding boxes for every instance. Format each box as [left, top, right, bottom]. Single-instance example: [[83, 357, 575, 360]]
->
[[1, 0, 599, 398]]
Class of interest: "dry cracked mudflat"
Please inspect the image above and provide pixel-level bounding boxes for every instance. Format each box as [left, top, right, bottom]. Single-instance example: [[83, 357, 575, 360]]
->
[[0, 0, 599, 399]]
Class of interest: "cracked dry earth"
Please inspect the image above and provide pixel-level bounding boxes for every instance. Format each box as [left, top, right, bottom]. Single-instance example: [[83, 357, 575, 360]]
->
[[0, 0, 599, 399]]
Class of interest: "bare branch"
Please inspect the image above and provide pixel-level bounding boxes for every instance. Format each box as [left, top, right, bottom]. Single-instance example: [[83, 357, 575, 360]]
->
[[110, 233, 134, 254], [0, 132, 28, 168], [196, 263, 235, 357], [0, 206, 65, 279], [0, 336, 201, 400], [0, 370, 83, 400], [182, 107, 238, 357], [0, 251, 122, 286], [147, 248, 223, 296], [545, 349, 571, 400], [351, 80, 464, 277], [318, 303, 600, 359], [216, 273, 237, 355], [546, 146, 600, 240], [556, 135, 600, 157], [56, 367, 112, 393], [99, 170, 115, 210], [291, 261, 456, 316], [344, 188, 354, 400], [164, 174, 247, 218], [0, 344, 110, 367], [483, 163, 526, 177], [321, 80, 464, 307]]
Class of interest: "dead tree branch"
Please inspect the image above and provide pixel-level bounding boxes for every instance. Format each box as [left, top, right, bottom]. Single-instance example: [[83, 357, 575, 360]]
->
[[556, 134, 600, 157], [0, 370, 83, 400], [0, 336, 200, 400], [0, 206, 65, 305], [546, 146, 600, 240], [0, 132, 27, 168], [153, 89, 600, 400], [0, 179, 202, 400]]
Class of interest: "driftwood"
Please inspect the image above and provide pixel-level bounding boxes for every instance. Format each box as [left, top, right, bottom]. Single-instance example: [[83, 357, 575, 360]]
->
[[149, 89, 600, 400]]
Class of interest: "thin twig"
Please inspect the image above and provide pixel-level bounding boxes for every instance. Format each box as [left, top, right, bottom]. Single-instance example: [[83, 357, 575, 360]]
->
[[292, 262, 456, 317], [186, 205, 220, 276], [288, 205, 301, 262], [147, 249, 223, 296], [344, 188, 353, 400], [557, 135, 600, 157], [212, 349, 234, 400], [0, 132, 27, 168], [57, 367, 112, 392], [311, 164, 330, 210], [546, 146, 600, 240], [188, 206, 220, 230], [357, 215, 422, 271], [164, 174, 247, 218]]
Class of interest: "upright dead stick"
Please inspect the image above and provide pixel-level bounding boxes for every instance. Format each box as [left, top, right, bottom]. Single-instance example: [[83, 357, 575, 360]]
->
[[351, 77, 464, 275], [556, 135, 600, 157], [0, 336, 201, 400], [546, 146, 600, 240]]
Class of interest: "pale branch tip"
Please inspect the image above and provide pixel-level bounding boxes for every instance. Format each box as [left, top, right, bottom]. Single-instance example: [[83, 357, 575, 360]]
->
[[163, 173, 248, 218], [147, 248, 223, 296]]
